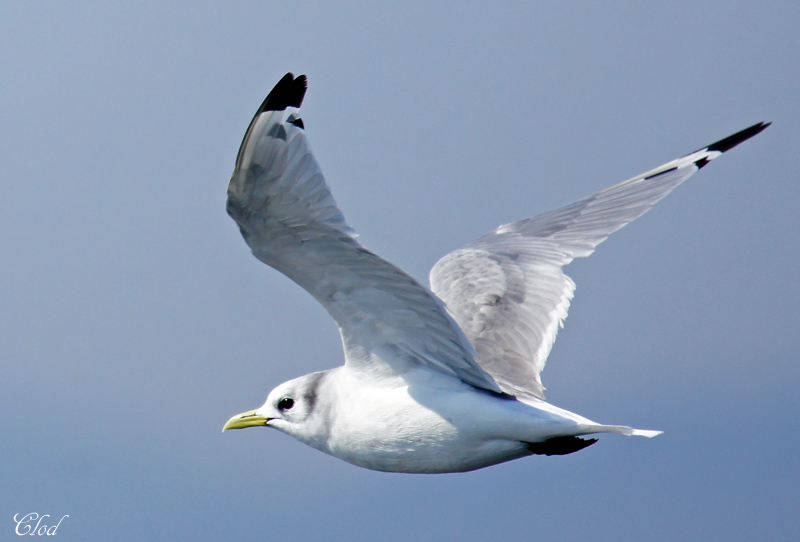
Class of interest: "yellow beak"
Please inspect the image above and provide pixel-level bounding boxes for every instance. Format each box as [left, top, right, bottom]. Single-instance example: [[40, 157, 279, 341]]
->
[[222, 409, 269, 432]]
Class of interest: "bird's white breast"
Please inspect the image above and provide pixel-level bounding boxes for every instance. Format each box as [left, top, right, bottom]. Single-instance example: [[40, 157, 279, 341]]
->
[[315, 368, 570, 473]]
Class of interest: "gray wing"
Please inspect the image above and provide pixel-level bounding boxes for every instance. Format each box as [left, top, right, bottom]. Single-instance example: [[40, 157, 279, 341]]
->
[[430, 122, 770, 400], [227, 73, 502, 393]]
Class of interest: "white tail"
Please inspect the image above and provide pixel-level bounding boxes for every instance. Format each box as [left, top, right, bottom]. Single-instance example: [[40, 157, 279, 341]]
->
[[581, 424, 663, 438]]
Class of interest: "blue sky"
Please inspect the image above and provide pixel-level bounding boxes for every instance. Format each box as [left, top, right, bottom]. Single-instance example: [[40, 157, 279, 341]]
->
[[2, 2, 798, 540]]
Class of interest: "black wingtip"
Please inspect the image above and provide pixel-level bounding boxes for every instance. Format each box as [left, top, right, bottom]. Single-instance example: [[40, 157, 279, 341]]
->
[[258, 73, 308, 113], [234, 74, 308, 169], [694, 156, 711, 169], [705, 121, 771, 154], [526, 436, 598, 456]]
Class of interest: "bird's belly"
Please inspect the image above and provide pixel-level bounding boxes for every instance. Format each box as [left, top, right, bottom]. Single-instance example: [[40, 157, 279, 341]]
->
[[322, 387, 533, 473], [328, 425, 531, 474]]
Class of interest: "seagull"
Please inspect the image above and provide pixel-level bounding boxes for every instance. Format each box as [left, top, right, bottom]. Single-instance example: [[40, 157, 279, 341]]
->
[[222, 73, 769, 473]]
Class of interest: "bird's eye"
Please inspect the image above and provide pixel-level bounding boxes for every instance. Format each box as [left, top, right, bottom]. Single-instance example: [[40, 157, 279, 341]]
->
[[277, 397, 294, 411]]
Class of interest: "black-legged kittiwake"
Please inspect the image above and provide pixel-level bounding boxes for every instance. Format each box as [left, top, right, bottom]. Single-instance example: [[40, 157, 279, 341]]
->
[[222, 73, 768, 473]]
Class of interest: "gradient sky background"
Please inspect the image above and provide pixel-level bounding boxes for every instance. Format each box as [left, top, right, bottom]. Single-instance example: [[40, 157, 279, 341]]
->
[[2, 2, 798, 541]]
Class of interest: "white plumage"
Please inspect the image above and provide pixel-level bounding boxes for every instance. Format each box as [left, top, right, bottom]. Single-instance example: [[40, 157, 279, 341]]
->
[[222, 73, 768, 473]]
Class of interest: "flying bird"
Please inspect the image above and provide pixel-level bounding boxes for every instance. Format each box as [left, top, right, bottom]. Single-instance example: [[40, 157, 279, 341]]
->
[[223, 73, 768, 473]]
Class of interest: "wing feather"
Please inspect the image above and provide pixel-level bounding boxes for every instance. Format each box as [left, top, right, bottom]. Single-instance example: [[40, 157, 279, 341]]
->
[[430, 122, 769, 399], [227, 74, 502, 393]]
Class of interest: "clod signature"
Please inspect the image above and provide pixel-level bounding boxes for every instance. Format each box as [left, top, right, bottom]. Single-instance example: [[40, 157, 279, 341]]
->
[[13, 513, 69, 536]]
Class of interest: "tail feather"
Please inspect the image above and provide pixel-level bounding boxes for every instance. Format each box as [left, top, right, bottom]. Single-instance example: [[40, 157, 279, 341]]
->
[[581, 424, 663, 438], [521, 424, 661, 457], [628, 428, 663, 438]]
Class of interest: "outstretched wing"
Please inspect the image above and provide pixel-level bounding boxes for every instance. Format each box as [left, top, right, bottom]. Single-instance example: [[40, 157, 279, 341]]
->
[[227, 73, 502, 393], [430, 122, 770, 400]]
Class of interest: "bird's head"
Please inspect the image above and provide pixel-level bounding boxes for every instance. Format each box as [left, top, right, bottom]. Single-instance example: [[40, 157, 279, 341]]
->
[[222, 371, 330, 445]]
